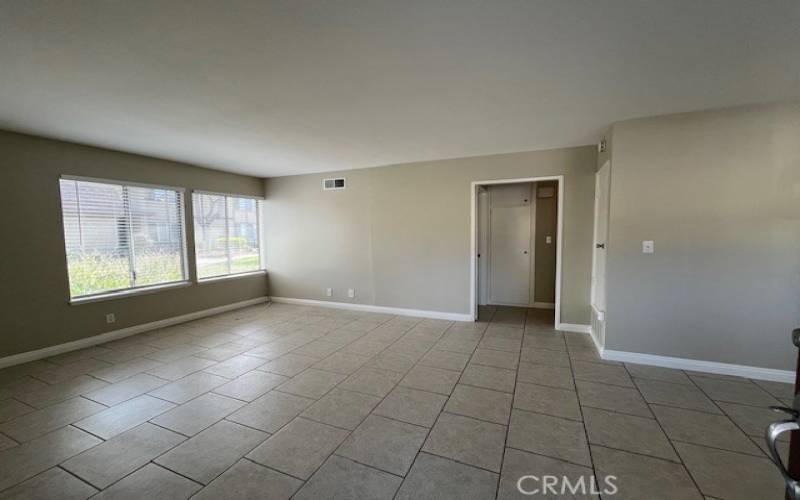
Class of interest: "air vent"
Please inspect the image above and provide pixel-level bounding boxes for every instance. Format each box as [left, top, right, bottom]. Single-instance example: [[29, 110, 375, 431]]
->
[[323, 178, 346, 190]]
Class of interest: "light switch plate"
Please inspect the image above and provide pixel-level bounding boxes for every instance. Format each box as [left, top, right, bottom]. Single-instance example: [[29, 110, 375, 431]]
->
[[642, 240, 654, 254]]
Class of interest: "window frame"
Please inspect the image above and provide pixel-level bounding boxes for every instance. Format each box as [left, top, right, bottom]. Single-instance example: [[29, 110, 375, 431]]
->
[[192, 190, 265, 283], [60, 175, 191, 304]]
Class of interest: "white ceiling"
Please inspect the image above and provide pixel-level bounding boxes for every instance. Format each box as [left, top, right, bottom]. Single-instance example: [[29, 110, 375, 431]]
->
[[1, 1, 798, 177]]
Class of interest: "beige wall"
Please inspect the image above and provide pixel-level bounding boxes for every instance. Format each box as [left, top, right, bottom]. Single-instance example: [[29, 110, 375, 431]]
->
[[265, 146, 597, 323], [534, 181, 558, 303], [0, 131, 267, 359], [605, 102, 800, 370]]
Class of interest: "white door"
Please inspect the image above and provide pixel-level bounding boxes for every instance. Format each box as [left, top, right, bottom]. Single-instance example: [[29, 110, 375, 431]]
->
[[490, 205, 531, 305], [592, 162, 611, 312], [477, 188, 490, 305]]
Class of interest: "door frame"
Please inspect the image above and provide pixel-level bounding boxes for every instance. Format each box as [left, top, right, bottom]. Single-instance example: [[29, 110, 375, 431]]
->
[[470, 175, 564, 326], [590, 161, 610, 315]]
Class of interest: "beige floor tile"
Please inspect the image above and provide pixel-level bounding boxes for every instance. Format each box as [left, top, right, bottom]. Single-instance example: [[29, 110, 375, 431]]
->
[[247, 417, 348, 479], [514, 382, 582, 421], [691, 377, 780, 406], [572, 361, 633, 387], [635, 379, 721, 414], [0, 396, 105, 442], [213, 371, 288, 402], [226, 391, 315, 433], [583, 406, 678, 461], [460, 363, 516, 393], [146, 356, 217, 381], [150, 393, 244, 436], [445, 384, 512, 424], [591, 445, 702, 500], [575, 380, 652, 417], [91, 357, 163, 384], [422, 412, 506, 472], [399, 365, 460, 395], [338, 367, 403, 397], [519, 348, 570, 367], [84, 373, 167, 406], [146, 371, 229, 404], [192, 459, 302, 500], [0, 466, 97, 500], [156, 420, 268, 484], [0, 399, 35, 424], [625, 363, 692, 385], [337, 414, 428, 476], [293, 455, 401, 500], [471, 349, 519, 370], [498, 448, 597, 500], [74, 394, 175, 439], [517, 363, 574, 389], [63, 423, 185, 489], [17, 375, 109, 408], [0, 426, 101, 491], [276, 369, 346, 399], [301, 388, 380, 430], [203, 354, 266, 379], [674, 442, 784, 500], [397, 452, 498, 500], [91, 464, 201, 500], [258, 353, 318, 377], [311, 352, 371, 375], [373, 386, 447, 427], [507, 409, 590, 466], [652, 404, 762, 455]]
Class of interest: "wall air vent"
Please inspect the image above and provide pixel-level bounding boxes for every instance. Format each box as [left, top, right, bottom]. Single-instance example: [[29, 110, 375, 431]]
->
[[323, 178, 346, 190]]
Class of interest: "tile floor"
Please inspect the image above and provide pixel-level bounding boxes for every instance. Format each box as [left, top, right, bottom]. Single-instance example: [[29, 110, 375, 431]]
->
[[0, 303, 790, 499]]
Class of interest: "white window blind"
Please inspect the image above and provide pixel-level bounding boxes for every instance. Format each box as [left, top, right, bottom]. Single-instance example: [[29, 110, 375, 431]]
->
[[192, 192, 262, 279], [59, 178, 188, 300]]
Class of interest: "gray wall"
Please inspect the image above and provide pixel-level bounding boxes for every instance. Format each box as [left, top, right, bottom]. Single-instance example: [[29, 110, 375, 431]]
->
[[0, 131, 267, 358], [605, 102, 800, 370], [265, 146, 597, 323], [534, 181, 558, 303]]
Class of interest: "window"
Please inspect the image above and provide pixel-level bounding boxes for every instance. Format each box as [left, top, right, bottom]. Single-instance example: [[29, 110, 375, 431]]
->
[[59, 177, 188, 301], [192, 192, 262, 279]]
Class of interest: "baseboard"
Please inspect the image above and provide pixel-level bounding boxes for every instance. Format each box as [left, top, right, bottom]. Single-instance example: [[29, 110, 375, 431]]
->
[[602, 349, 794, 383], [556, 322, 592, 334], [531, 302, 556, 309], [269, 296, 473, 322], [0, 297, 269, 370], [588, 328, 605, 355]]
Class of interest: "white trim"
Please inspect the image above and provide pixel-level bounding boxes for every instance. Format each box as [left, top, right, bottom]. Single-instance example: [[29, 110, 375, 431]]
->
[[532, 302, 556, 309], [602, 349, 794, 383], [0, 297, 268, 370], [61, 174, 186, 193], [70, 281, 192, 305], [557, 323, 592, 334], [470, 175, 564, 325], [269, 296, 472, 322], [192, 189, 265, 200], [197, 270, 266, 284]]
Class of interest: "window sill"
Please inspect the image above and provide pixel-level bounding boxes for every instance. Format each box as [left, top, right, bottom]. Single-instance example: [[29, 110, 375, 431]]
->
[[197, 270, 267, 284], [69, 281, 192, 305]]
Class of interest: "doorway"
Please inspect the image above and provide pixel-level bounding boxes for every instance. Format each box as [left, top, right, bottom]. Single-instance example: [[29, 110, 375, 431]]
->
[[470, 176, 564, 326], [591, 162, 611, 347]]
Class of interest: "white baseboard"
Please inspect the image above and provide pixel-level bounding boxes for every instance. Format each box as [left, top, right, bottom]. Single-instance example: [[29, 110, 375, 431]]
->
[[556, 322, 592, 334], [269, 296, 473, 322], [0, 297, 269, 370], [602, 349, 794, 383], [588, 329, 605, 355], [531, 302, 556, 309]]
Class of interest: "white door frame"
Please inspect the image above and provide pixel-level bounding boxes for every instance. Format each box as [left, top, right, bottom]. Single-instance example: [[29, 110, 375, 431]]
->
[[591, 161, 610, 314], [470, 176, 564, 327]]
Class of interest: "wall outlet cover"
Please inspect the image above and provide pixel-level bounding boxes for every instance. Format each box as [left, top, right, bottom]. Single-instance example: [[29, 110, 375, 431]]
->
[[105, 313, 116, 324], [326, 288, 332, 297], [348, 289, 355, 298], [642, 240, 655, 254]]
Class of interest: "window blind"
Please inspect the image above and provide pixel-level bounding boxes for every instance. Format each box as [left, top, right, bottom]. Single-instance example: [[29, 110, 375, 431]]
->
[[59, 178, 188, 299], [192, 192, 262, 279]]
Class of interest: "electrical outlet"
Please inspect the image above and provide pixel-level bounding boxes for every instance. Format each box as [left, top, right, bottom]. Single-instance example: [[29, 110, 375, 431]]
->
[[642, 240, 654, 254], [348, 289, 355, 298], [326, 288, 332, 297], [545, 235, 552, 244], [105, 313, 116, 324]]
